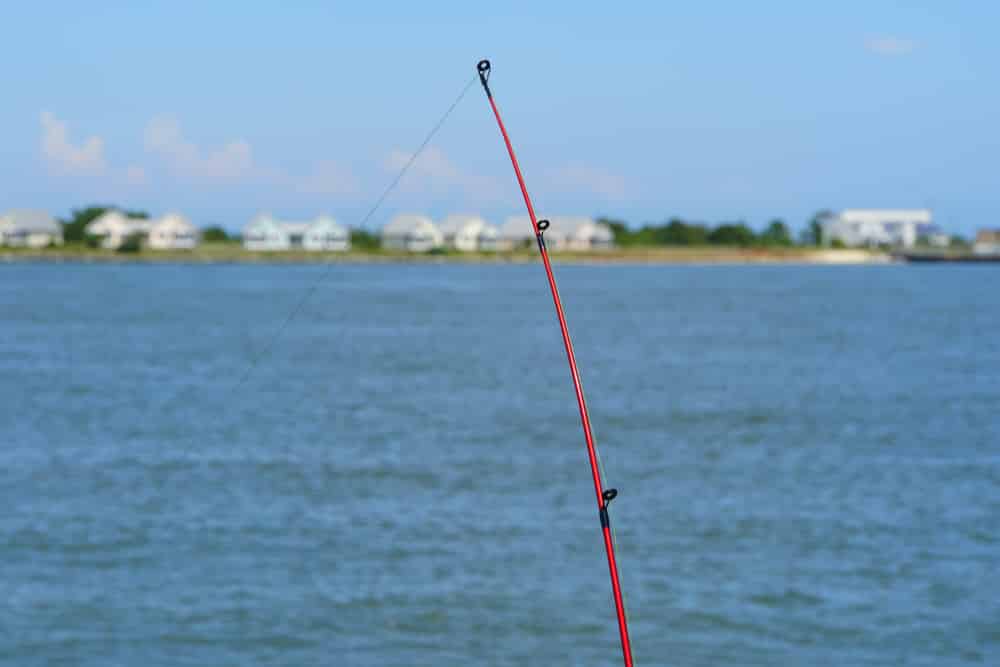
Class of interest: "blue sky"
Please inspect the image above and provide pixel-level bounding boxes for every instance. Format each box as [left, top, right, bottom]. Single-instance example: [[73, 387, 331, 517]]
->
[[2, 2, 997, 235]]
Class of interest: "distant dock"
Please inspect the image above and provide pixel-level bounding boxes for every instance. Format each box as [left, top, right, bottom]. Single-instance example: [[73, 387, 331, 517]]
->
[[896, 251, 1000, 263]]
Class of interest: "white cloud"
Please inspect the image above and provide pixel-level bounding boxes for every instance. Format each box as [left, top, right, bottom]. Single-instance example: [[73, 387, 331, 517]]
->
[[545, 163, 626, 200], [384, 145, 505, 203], [866, 36, 917, 56], [38, 110, 363, 198], [142, 115, 361, 197], [144, 115, 254, 184], [39, 111, 106, 174], [386, 145, 463, 187], [297, 160, 361, 196]]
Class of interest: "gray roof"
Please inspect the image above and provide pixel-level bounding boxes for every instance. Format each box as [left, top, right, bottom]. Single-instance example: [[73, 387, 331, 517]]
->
[[0, 209, 60, 233], [383, 214, 437, 236], [438, 214, 490, 235]]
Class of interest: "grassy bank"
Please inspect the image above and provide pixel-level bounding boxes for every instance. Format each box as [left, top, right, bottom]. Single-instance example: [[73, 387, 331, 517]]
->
[[0, 243, 888, 265]]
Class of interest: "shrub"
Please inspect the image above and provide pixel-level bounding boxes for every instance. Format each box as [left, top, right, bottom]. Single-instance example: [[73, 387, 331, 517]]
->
[[350, 229, 381, 251], [117, 233, 143, 254], [707, 223, 756, 246], [202, 226, 230, 242]]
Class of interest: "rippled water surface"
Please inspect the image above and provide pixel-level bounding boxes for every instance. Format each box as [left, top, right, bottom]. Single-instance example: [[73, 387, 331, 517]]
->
[[2, 262, 998, 666]]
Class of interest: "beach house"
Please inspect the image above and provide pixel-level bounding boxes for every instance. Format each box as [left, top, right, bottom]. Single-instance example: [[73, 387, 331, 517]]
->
[[497, 216, 536, 250], [85, 210, 153, 249], [243, 214, 288, 250], [382, 215, 442, 252], [148, 213, 200, 250], [478, 223, 500, 251], [438, 214, 498, 252], [302, 216, 350, 251], [557, 217, 615, 250], [243, 214, 350, 251], [974, 229, 1000, 255], [497, 215, 613, 251], [0, 209, 63, 247], [821, 209, 935, 248]]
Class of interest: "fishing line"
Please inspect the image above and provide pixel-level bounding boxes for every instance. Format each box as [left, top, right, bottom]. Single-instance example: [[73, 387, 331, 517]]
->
[[230, 73, 478, 394], [150, 71, 478, 459]]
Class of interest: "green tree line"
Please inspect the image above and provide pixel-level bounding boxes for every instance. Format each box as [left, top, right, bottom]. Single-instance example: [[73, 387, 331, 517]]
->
[[598, 215, 828, 247]]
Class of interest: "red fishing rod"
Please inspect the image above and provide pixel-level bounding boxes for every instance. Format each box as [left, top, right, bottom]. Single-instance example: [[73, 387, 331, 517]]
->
[[476, 59, 635, 667]]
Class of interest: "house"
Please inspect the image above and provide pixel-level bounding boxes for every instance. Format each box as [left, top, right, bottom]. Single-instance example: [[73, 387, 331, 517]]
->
[[821, 209, 934, 248], [85, 210, 152, 249], [497, 216, 536, 250], [0, 209, 63, 247], [974, 229, 1000, 255], [556, 217, 615, 250], [242, 214, 350, 251], [280, 222, 311, 249], [148, 213, 200, 250], [243, 214, 289, 251], [302, 216, 350, 251], [478, 223, 500, 251], [438, 214, 498, 252], [382, 214, 442, 252], [496, 215, 613, 250]]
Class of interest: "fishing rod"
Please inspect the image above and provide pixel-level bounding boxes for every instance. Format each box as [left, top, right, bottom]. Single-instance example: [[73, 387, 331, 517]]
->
[[475, 59, 635, 667]]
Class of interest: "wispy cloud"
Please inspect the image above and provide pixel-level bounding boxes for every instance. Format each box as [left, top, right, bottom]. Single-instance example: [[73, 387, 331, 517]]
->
[[384, 145, 506, 203], [39, 111, 146, 187], [865, 36, 917, 56], [296, 160, 361, 196], [40, 111, 106, 174], [387, 145, 458, 186], [39, 110, 362, 198], [144, 115, 254, 184], [143, 114, 363, 198], [545, 163, 627, 200]]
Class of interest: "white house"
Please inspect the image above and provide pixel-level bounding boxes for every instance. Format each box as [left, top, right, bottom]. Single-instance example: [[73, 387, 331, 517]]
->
[[438, 214, 498, 252], [499, 215, 573, 249], [242, 214, 350, 251], [497, 215, 613, 251], [382, 214, 443, 252], [302, 215, 350, 251], [497, 215, 536, 250], [0, 209, 63, 247], [974, 229, 1000, 255], [478, 223, 500, 251], [85, 210, 152, 249], [280, 222, 311, 249], [148, 213, 200, 250], [243, 214, 289, 251], [821, 209, 934, 248], [556, 217, 615, 250]]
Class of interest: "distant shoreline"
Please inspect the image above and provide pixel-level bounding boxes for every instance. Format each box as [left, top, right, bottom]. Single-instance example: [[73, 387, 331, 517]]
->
[[0, 245, 890, 265]]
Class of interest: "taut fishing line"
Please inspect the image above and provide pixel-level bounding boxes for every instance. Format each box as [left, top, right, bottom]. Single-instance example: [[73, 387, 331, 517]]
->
[[155, 71, 477, 460], [229, 73, 478, 394]]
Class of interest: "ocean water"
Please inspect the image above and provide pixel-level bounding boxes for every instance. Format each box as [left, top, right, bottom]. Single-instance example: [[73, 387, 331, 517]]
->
[[1, 261, 998, 666]]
